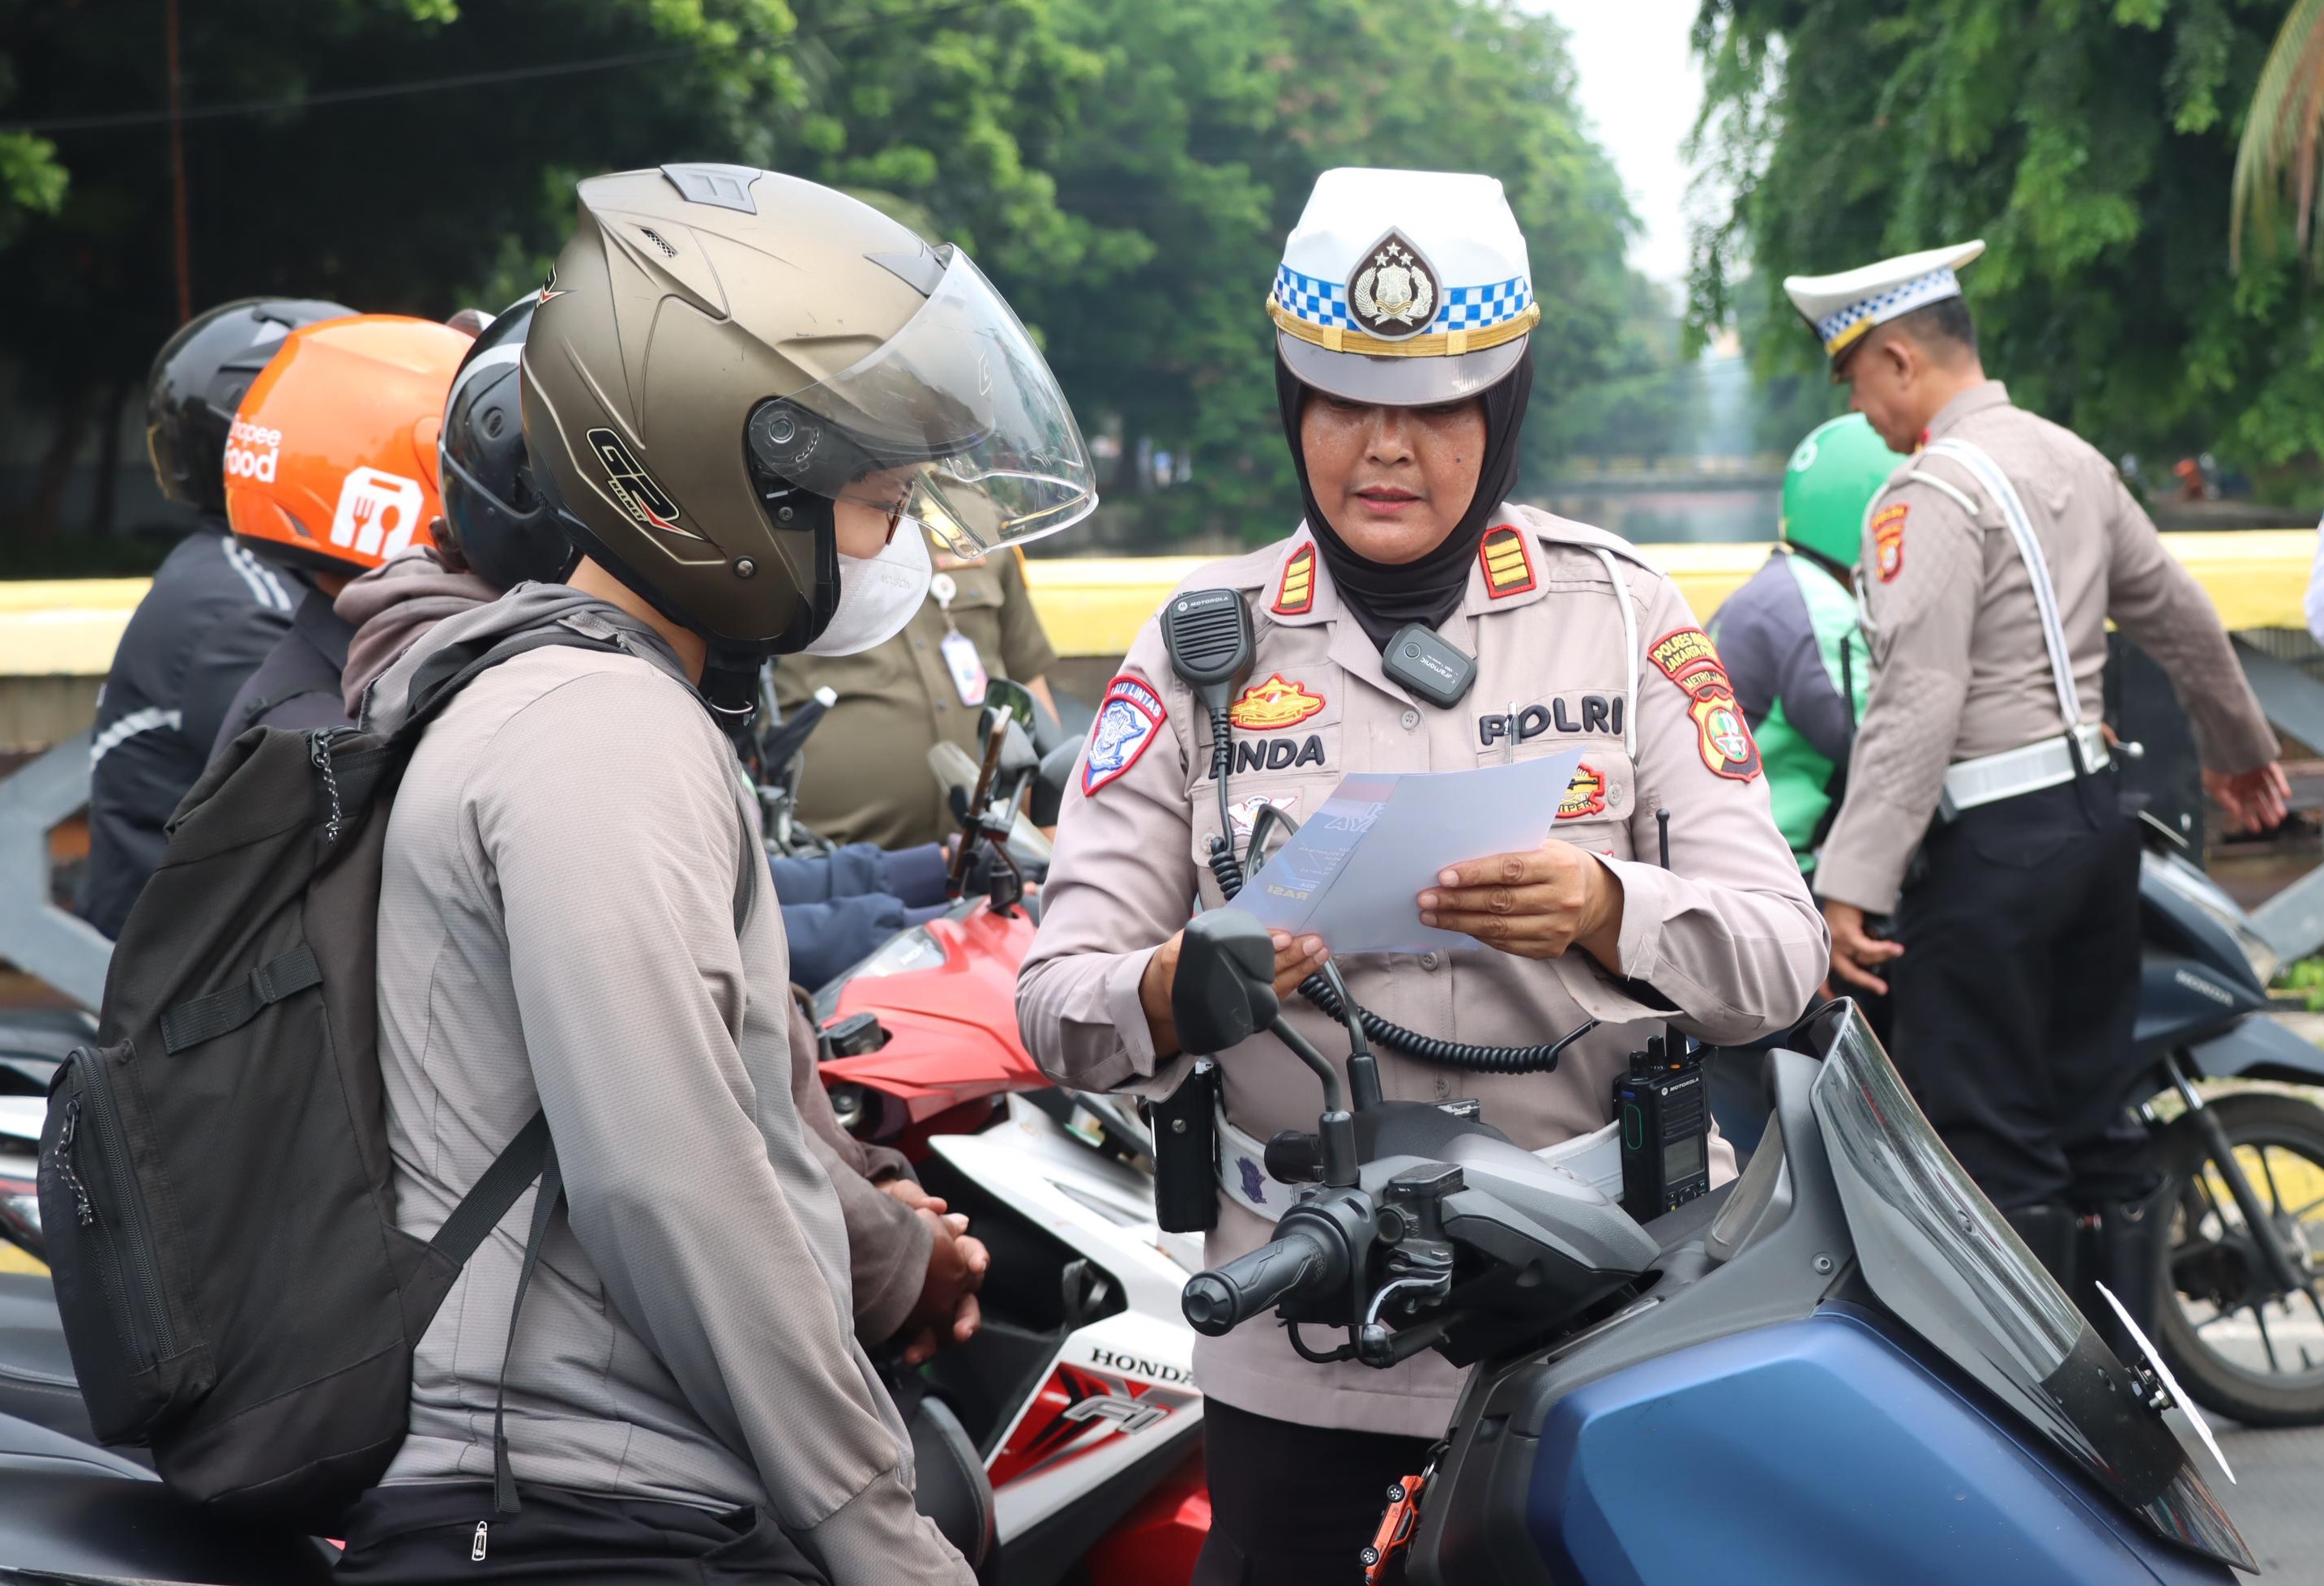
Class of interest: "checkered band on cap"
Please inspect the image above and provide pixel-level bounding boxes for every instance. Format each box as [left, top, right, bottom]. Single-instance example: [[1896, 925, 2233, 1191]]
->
[[1271, 264, 1534, 336], [1818, 267, 1960, 355]]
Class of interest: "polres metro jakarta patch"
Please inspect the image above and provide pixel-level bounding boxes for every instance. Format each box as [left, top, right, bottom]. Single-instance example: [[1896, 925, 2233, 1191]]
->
[[1647, 628, 1762, 783], [1083, 675, 1167, 796], [1872, 502, 1907, 584]]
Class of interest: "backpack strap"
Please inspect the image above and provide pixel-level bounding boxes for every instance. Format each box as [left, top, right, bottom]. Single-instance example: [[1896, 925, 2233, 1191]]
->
[[396, 625, 625, 744], [419, 1109, 559, 1519]]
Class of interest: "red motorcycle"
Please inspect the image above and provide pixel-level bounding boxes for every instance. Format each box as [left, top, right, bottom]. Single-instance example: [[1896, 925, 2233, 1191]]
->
[[803, 684, 1209, 1586]]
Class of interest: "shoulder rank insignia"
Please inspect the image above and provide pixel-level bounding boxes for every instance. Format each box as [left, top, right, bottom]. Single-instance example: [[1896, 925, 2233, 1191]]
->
[[1229, 674, 1325, 730], [1478, 524, 1536, 598], [1273, 543, 1316, 616], [1871, 502, 1907, 584], [1083, 674, 1166, 796], [1647, 627, 1761, 783]]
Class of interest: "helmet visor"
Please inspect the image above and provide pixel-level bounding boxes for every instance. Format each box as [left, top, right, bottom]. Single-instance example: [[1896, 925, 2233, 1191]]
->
[[745, 249, 1096, 558]]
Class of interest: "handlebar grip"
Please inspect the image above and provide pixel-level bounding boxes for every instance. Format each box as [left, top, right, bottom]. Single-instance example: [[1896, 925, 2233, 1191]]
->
[[1182, 1224, 1341, 1336]]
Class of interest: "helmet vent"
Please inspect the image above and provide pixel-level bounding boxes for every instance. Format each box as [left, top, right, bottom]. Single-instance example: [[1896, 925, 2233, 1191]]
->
[[637, 226, 679, 259]]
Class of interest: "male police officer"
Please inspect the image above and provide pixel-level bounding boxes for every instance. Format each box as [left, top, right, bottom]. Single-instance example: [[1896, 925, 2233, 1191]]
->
[[1021, 168, 1825, 1584], [1792, 242, 2286, 1328]]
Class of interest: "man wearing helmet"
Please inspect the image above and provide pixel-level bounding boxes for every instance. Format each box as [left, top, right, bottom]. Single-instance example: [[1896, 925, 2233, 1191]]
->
[[1017, 168, 1826, 1582], [80, 297, 350, 937], [207, 312, 480, 757], [340, 166, 1092, 1583]]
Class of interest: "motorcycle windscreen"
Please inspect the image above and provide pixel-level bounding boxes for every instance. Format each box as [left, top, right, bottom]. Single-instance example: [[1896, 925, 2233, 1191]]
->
[[1805, 1002, 2254, 1574]]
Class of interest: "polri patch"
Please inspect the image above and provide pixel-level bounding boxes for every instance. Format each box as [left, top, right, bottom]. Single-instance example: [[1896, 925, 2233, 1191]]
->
[[1872, 502, 1907, 584], [1274, 543, 1316, 616], [1083, 674, 1166, 796], [1557, 763, 1608, 820], [1478, 524, 1536, 598], [1647, 627, 1762, 783], [1230, 673, 1325, 730]]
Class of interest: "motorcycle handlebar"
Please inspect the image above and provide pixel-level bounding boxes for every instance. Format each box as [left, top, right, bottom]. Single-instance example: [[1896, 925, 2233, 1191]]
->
[[1181, 1222, 1343, 1336]]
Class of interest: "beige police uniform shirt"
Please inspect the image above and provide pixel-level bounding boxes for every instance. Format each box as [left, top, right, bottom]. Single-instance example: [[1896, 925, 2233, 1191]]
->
[[774, 534, 1060, 849], [1016, 507, 1827, 1438], [1816, 383, 2279, 916]]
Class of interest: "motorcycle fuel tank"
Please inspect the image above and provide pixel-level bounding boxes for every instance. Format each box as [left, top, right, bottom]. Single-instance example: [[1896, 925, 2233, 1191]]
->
[[1521, 1309, 2236, 1586]]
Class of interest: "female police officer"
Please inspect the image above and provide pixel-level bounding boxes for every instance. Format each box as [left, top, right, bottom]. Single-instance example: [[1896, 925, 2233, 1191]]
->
[[1017, 168, 1826, 1583]]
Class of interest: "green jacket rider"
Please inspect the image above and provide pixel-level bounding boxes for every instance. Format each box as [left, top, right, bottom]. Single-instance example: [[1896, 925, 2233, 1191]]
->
[[1708, 414, 1891, 874]]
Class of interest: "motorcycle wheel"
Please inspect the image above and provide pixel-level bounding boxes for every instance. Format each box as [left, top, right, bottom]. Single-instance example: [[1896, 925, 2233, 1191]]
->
[[2155, 1091, 2324, 1427]]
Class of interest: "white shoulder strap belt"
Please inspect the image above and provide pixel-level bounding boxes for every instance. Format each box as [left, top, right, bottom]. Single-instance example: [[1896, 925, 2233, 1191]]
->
[[1215, 1104, 1624, 1221], [1907, 437, 2106, 813]]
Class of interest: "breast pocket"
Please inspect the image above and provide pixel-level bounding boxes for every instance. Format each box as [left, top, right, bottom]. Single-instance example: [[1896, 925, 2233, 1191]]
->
[[1473, 690, 1636, 862]]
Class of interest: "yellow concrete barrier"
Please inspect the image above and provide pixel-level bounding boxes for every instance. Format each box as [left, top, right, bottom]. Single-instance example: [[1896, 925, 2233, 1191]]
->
[[3, 528, 2315, 669]]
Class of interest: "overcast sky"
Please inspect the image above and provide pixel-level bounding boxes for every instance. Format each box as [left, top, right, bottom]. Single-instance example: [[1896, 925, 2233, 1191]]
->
[[1526, 1, 1705, 288]]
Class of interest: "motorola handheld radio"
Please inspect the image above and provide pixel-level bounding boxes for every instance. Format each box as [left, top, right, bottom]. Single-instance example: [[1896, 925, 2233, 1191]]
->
[[1613, 809, 1712, 1220]]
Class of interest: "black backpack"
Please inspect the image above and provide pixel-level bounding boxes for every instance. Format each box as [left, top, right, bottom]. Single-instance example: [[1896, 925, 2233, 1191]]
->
[[37, 625, 613, 1529]]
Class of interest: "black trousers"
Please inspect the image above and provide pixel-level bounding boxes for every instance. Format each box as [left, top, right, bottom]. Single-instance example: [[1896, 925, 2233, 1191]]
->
[[335, 1482, 827, 1584], [1193, 1397, 1433, 1586], [1890, 777, 2155, 1211]]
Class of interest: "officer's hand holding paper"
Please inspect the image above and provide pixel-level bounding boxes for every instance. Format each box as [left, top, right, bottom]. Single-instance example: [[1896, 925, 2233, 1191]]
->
[[1240, 749, 1618, 961]]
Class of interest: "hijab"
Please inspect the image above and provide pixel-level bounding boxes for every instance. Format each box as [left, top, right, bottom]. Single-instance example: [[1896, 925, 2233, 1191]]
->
[[1273, 343, 1536, 652]]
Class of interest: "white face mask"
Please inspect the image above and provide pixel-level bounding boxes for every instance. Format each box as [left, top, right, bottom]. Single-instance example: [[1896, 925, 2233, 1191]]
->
[[801, 523, 932, 656]]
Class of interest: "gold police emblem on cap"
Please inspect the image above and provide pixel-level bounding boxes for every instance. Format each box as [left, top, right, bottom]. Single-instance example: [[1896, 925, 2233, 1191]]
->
[[1348, 230, 1438, 340]]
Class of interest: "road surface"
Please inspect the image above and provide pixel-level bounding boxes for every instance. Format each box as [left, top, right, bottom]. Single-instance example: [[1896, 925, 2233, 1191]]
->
[[2217, 1421, 2324, 1579]]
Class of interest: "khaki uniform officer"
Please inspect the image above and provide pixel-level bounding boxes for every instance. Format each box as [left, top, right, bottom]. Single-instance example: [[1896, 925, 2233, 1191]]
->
[[1791, 243, 2284, 1341], [773, 528, 1060, 849], [1018, 166, 1826, 1586]]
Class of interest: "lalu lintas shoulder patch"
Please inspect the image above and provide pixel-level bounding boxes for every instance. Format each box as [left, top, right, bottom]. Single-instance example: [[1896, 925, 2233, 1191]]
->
[[1083, 674, 1167, 796]]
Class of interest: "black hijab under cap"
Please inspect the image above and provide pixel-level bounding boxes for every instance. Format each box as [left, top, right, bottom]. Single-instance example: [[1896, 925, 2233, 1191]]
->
[[1274, 341, 1536, 652]]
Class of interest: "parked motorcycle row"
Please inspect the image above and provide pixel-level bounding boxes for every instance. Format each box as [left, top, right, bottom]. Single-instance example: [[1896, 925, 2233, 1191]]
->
[[0, 679, 2321, 1580]]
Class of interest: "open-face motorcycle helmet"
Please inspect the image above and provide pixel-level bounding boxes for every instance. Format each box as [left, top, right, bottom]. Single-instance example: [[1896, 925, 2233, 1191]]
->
[[520, 163, 1097, 661], [147, 297, 356, 515], [437, 295, 579, 590], [222, 314, 472, 579]]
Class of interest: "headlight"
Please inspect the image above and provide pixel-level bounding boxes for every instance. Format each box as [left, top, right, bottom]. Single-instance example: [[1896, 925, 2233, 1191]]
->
[[2145, 852, 2279, 985]]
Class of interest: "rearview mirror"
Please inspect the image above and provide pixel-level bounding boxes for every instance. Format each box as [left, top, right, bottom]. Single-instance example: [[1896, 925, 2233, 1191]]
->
[[985, 677, 1037, 734], [1172, 908, 1279, 1055]]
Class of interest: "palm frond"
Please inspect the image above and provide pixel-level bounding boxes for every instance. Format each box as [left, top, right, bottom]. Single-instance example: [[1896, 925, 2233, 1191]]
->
[[2232, 0, 2324, 273]]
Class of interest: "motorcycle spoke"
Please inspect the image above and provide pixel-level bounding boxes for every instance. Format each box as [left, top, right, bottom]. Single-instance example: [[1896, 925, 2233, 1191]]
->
[[2258, 1147, 2290, 1219], [2252, 1302, 2284, 1374]]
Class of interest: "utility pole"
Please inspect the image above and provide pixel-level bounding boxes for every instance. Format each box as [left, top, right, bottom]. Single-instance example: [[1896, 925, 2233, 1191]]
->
[[164, 0, 191, 323]]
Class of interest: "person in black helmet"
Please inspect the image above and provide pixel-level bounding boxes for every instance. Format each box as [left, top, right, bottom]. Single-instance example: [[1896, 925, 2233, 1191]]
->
[[79, 296, 352, 938]]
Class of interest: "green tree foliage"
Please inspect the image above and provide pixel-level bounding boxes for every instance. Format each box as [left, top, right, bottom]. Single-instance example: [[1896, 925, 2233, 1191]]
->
[[1691, 0, 2324, 489], [0, 0, 1642, 555]]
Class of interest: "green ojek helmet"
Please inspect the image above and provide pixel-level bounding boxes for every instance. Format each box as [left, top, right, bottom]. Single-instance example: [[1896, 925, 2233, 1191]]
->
[[1780, 413, 1898, 569]]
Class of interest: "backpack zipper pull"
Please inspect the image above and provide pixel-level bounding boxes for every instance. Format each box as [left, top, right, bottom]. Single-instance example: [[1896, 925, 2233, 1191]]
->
[[308, 731, 344, 845], [471, 1520, 488, 1562], [55, 1098, 93, 1226]]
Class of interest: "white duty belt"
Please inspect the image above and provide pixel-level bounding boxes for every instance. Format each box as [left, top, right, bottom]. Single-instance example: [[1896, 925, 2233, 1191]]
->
[[1215, 1104, 1624, 1223], [1907, 437, 2108, 815]]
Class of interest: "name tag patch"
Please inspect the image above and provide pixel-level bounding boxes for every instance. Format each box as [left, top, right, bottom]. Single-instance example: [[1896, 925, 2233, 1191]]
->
[[1872, 502, 1907, 584], [1478, 695, 1623, 747], [1232, 734, 1326, 773], [1647, 628, 1762, 783], [1083, 675, 1166, 796]]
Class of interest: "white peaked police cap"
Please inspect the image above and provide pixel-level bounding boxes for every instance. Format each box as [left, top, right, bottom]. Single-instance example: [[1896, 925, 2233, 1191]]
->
[[1784, 240, 1985, 365], [1269, 167, 1540, 406]]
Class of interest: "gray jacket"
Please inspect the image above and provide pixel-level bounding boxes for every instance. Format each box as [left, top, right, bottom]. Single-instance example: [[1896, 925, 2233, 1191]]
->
[[367, 585, 968, 1583]]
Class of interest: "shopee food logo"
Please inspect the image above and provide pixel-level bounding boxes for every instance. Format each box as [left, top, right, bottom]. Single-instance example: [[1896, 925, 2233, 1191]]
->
[[224, 418, 281, 482], [331, 467, 425, 559]]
